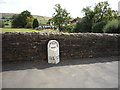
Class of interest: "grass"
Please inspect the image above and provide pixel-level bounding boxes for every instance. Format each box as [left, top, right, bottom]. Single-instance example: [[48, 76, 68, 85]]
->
[[1, 28, 60, 33]]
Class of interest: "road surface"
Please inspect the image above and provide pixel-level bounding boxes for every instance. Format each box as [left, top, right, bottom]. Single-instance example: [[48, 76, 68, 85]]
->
[[1, 57, 119, 88]]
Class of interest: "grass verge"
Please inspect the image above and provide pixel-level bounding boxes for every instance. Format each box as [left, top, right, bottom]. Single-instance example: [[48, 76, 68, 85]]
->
[[1, 28, 59, 33]]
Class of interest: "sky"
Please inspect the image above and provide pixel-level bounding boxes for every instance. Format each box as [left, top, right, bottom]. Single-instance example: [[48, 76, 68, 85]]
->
[[0, 0, 119, 18]]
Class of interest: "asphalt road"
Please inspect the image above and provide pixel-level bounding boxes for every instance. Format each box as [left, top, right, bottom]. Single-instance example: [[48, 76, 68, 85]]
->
[[1, 57, 119, 88]]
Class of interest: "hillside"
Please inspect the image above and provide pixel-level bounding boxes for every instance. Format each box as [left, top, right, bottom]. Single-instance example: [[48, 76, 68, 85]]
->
[[0, 13, 51, 24]]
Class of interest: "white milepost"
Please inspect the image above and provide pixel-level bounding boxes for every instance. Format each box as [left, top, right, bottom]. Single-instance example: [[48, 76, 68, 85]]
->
[[48, 40, 60, 64]]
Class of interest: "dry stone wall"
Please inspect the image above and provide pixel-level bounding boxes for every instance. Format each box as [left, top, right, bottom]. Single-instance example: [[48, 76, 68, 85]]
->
[[2, 32, 120, 62]]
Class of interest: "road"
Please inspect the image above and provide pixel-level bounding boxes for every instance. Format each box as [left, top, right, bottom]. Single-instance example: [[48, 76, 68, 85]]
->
[[1, 57, 119, 88]]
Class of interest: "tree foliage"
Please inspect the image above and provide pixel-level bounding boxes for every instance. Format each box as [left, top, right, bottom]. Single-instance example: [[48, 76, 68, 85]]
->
[[32, 19, 39, 29], [52, 4, 71, 31], [74, 1, 118, 33], [61, 23, 76, 33], [12, 10, 34, 28], [92, 21, 107, 33], [93, 1, 118, 23], [74, 17, 92, 33], [103, 19, 120, 33], [25, 17, 34, 28]]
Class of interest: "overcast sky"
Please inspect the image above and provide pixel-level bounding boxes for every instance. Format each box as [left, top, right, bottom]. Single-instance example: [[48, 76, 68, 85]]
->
[[0, 0, 119, 18]]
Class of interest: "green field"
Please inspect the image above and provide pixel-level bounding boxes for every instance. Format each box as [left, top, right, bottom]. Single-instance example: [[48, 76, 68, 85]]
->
[[1, 28, 59, 33]]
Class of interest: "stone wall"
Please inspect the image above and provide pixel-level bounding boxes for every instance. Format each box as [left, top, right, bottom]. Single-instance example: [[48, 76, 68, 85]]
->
[[2, 32, 120, 62]]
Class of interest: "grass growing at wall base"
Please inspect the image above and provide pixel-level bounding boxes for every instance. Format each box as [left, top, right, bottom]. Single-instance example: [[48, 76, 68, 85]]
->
[[1, 28, 59, 32]]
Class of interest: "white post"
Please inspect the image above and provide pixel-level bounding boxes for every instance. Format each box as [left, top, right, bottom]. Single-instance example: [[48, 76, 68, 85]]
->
[[47, 40, 60, 64]]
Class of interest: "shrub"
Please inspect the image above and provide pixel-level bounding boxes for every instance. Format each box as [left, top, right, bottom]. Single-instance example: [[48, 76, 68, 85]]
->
[[61, 23, 76, 33], [74, 17, 92, 33], [92, 21, 107, 33], [103, 19, 120, 33]]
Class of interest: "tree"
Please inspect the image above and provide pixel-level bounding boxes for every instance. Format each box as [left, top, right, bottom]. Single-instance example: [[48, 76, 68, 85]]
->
[[74, 17, 92, 33], [12, 10, 34, 28], [12, 14, 23, 28], [92, 21, 107, 33], [74, 1, 118, 33], [52, 4, 71, 31], [92, 1, 118, 33], [20, 10, 33, 28], [25, 17, 34, 28], [74, 7, 94, 33], [93, 1, 118, 24], [32, 19, 39, 29]]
